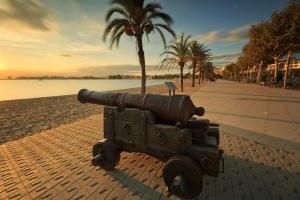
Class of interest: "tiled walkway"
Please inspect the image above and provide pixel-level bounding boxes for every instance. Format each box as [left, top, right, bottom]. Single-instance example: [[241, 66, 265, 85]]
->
[[0, 115, 299, 200], [192, 80, 300, 153]]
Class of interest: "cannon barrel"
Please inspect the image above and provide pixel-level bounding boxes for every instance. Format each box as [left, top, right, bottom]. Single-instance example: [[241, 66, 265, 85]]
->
[[78, 89, 204, 123]]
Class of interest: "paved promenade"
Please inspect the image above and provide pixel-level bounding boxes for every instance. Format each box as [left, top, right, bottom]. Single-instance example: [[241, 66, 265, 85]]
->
[[192, 80, 300, 153], [1, 115, 299, 200], [0, 81, 299, 199]]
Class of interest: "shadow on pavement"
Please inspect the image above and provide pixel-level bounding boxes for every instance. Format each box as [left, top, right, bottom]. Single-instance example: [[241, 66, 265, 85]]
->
[[207, 111, 300, 124], [109, 168, 166, 199], [216, 122, 300, 153], [103, 154, 300, 200], [199, 90, 300, 100], [235, 97, 300, 104]]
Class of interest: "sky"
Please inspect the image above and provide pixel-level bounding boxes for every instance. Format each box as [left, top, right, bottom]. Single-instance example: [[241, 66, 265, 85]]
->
[[0, 0, 289, 78]]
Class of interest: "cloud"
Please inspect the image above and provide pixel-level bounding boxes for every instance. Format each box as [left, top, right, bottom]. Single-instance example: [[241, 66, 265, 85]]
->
[[212, 52, 242, 60], [212, 52, 242, 66], [60, 54, 72, 57], [224, 25, 250, 42], [193, 24, 251, 44], [0, 0, 56, 31], [194, 31, 221, 43]]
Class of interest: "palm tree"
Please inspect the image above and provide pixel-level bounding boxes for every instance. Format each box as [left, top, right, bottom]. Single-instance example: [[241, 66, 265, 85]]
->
[[202, 61, 215, 79], [160, 33, 191, 92], [103, 0, 176, 94], [189, 41, 211, 87], [197, 47, 211, 84]]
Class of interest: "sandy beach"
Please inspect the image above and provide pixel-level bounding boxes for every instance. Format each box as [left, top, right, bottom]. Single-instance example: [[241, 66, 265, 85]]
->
[[0, 79, 199, 144]]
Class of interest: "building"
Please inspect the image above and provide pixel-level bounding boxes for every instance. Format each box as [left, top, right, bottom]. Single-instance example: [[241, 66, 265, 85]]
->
[[214, 67, 225, 75], [267, 53, 300, 71]]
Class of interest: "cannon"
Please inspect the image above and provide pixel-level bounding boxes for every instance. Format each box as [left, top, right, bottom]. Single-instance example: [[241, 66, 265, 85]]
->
[[78, 89, 224, 199]]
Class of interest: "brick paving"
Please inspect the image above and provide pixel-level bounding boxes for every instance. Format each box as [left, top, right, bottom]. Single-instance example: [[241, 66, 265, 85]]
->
[[0, 114, 299, 200]]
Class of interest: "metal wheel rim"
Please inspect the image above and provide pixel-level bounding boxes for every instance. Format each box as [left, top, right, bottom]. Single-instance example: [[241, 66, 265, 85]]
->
[[163, 155, 203, 199], [92, 140, 120, 170]]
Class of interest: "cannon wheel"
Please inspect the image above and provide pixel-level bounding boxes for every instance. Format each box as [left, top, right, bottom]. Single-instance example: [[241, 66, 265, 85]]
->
[[92, 139, 120, 170], [163, 155, 203, 199]]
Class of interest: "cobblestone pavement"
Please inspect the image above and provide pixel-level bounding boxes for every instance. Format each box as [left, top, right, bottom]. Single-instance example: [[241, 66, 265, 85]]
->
[[0, 114, 299, 200]]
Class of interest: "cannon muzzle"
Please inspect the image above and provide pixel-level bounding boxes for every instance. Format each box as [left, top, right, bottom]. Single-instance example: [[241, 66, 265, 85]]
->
[[78, 89, 90, 104], [77, 89, 205, 123]]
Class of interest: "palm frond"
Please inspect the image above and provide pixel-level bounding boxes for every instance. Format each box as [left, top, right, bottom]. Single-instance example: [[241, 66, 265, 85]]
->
[[154, 27, 167, 48], [167, 45, 180, 54], [155, 23, 176, 39], [159, 57, 177, 70], [183, 34, 191, 47], [105, 7, 130, 22], [111, 0, 139, 17], [110, 29, 125, 49], [110, 23, 124, 40], [144, 3, 162, 14], [103, 18, 128, 41], [160, 50, 176, 57], [147, 12, 173, 25], [160, 58, 176, 67], [146, 32, 150, 42]]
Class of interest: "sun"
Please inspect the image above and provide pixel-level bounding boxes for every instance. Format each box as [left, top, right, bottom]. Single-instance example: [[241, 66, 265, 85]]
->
[[0, 60, 5, 70]]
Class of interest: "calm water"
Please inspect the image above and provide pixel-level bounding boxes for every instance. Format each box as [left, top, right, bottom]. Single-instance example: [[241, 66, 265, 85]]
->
[[0, 79, 167, 101]]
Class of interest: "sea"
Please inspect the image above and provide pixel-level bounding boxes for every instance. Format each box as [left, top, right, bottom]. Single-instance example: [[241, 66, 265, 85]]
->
[[0, 79, 168, 101]]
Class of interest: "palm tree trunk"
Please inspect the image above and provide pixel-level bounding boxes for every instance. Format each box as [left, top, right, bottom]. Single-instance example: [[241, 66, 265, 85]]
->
[[257, 61, 263, 84], [274, 57, 279, 82], [136, 35, 146, 94], [283, 50, 292, 89], [180, 64, 184, 92], [247, 66, 250, 82], [192, 61, 196, 87], [198, 69, 201, 85]]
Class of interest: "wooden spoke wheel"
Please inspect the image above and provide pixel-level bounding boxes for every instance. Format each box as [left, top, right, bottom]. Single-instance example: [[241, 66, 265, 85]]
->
[[163, 155, 203, 199], [92, 139, 120, 170]]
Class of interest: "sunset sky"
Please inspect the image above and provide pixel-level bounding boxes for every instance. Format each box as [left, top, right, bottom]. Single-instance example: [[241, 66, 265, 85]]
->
[[0, 0, 289, 78]]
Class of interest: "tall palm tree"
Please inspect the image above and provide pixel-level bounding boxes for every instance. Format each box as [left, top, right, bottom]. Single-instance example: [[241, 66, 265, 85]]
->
[[103, 0, 176, 94], [160, 33, 191, 92], [202, 61, 214, 79], [189, 41, 211, 87], [197, 47, 211, 84]]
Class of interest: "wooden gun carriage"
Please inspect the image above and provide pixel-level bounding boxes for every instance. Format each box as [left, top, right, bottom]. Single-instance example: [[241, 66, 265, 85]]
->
[[78, 89, 224, 199]]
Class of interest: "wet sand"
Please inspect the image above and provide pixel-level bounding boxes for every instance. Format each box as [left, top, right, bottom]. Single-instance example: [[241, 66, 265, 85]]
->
[[0, 79, 199, 144]]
